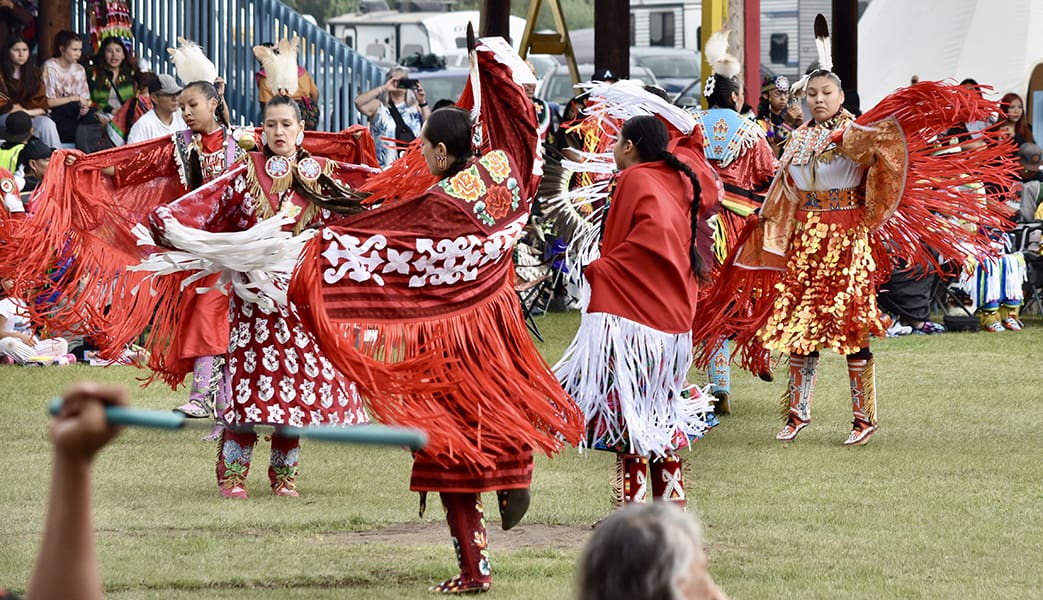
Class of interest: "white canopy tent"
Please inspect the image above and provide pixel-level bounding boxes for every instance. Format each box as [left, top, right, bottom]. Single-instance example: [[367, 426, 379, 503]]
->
[[859, 0, 1043, 117]]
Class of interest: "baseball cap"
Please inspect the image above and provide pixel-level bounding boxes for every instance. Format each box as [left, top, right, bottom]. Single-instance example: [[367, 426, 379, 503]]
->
[[2, 111, 32, 145], [591, 68, 620, 83], [1019, 142, 1042, 171], [154, 73, 183, 95], [20, 138, 53, 164]]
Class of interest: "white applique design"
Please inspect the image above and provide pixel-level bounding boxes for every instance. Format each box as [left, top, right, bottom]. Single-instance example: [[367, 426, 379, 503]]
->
[[274, 319, 291, 344], [244, 405, 262, 421], [303, 352, 319, 378], [236, 379, 251, 403], [321, 229, 389, 285], [320, 356, 335, 380], [266, 403, 285, 422], [288, 406, 305, 427], [242, 302, 254, 318], [294, 325, 310, 349], [300, 380, 316, 406], [236, 322, 250, 348], [262, 346, 279, 372], [254, 319, 270, 344], [318, 215, 527, 288], [279, 377, 297, 403], [319, 382, 333, 408], [283, 347, 299, 374], [309, 410, 324, 425], [243, 348, 257, 373], [257, 375, 274, 401]]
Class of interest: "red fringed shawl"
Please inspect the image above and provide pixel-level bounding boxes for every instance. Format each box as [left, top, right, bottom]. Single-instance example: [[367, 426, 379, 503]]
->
[[289, 46, 583, 470], [0, 126, 378, 385]]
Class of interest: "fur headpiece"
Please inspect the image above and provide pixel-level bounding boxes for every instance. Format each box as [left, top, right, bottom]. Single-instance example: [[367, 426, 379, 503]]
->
[[167, 37, 218, 84], [703, 27, 741, 98], [253, 36, 301, 97]]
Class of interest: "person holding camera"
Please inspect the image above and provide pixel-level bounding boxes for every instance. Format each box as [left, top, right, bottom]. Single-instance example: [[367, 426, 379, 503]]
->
[[355, 66, 429, 168]]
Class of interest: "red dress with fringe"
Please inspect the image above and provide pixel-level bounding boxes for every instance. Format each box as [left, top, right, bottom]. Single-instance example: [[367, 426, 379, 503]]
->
[[147, 152, 374, 427], [694, 83, 1016, 371], [0, 127, 378, 387], [291, 150, 582, 492]]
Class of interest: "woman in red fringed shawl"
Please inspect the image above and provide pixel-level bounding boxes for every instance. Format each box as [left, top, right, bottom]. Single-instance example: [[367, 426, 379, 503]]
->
[[694, 72, 1015, 447], [0, 83, 377, 429], [141, 96, 377, 499], [553, 115, 720, 512], [287, 41, 582, 593]]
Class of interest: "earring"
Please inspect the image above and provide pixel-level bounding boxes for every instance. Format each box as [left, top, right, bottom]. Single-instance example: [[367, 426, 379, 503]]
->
[[260, 132, 268, 146], [436, 154, 447, 171], [295, 130, 304, 146]]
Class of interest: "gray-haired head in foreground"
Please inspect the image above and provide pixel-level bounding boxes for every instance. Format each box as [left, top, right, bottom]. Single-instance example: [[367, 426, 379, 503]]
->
[[577, 503, 705, 600]]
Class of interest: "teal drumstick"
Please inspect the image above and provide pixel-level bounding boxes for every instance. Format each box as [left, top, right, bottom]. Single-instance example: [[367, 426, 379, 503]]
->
[[47, 399, 428, 450]]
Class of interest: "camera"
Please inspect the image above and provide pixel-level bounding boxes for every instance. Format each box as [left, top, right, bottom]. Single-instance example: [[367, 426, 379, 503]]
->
[[396, 77, 419, 90]]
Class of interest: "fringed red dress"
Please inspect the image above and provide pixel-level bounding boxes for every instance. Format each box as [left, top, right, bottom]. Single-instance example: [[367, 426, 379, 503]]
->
[[146, 152, 374, 428], [695, 83, 1016, 370], [290, 149, 583, 492], [554, 143, 721, 458]]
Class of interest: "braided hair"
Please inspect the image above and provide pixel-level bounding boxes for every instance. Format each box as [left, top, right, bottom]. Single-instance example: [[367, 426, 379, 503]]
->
[[619, 115, 708, 280]]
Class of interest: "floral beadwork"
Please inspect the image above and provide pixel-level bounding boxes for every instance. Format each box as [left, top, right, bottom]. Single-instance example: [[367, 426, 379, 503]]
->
[[479, 150, 511, 183], [439, 165, 486, 203]]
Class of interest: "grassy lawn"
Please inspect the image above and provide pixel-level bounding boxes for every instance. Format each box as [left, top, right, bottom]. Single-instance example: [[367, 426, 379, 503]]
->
[[2, 311, 1042, 598]]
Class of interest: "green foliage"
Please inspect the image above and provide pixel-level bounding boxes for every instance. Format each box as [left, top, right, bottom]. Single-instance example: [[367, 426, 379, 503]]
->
[[2, 314, 1042, 598]]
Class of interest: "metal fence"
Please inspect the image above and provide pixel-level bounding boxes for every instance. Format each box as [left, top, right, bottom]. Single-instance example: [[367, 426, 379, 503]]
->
[[73, 0, 386, 129]]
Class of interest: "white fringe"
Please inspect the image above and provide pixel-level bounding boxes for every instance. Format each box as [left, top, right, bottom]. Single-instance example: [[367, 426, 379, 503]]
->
[[554, 299, 713, 458], [581, 83, 696, 135], [1003, 253, 1027, 303], [130, 211, 314, 310]]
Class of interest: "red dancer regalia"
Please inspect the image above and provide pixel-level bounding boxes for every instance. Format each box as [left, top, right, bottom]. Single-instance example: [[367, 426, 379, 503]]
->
[[286, 38, 583, 593], [696, 79, 1016, 444]]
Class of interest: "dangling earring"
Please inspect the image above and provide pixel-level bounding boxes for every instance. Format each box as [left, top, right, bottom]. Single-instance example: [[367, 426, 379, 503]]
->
[[436, 154, 447, 171], [295, 130, 304, 146], [260, 132, 268, 147]]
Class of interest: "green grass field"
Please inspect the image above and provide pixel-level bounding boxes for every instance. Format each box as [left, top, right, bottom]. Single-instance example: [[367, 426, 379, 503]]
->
[[2, 312, 1042, 598]]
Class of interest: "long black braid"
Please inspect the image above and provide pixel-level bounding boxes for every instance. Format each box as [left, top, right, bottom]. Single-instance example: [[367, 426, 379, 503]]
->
[[620, 115, 709, 281]]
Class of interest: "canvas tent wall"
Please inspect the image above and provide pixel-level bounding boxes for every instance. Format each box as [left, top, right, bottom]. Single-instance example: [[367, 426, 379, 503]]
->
[[859, 0, 1043, 129]]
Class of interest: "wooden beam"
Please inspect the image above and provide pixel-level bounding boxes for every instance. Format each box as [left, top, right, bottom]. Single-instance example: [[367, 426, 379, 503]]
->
[[39, 0, 74, 60], [480, 0, 512, 41], [832, 0, 858, 91], [744, 0, 760, 107], [701, 0, 727, 108], [594, 0, 628, 80]]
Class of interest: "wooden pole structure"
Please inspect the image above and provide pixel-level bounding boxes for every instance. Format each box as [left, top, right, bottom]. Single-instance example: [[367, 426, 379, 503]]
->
[[832, 0, 858, 92], [701, 0, 727, 108], [480, 0, 512, 41], [594, 0, 629, 80], [744, 0, 761, 106], [39, 0, 74, 60]]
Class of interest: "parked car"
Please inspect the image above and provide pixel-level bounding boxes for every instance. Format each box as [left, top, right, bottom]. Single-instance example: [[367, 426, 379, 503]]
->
[[535, 63, 659, 108], [630, 47, 700, 95]]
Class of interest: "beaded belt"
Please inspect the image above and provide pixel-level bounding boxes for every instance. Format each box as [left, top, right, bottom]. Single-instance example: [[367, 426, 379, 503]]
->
[[800, 188, 862, 211]]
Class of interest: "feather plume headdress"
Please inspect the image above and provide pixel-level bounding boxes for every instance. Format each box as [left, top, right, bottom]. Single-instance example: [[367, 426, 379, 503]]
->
[[253, 36, 301, 97], [790, 14, 834, 97], [167, 37, 218, 84], [703, 27, 741, 98]]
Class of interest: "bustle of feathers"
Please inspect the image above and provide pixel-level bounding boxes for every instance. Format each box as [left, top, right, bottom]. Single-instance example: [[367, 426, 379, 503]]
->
[[253, 36, 301, 97], [704, 27, 741, 79], [167, 37, 218, 84]]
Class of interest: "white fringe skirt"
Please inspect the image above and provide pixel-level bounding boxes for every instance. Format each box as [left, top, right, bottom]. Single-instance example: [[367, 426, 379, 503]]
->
[[554, 310, 713, 458]]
